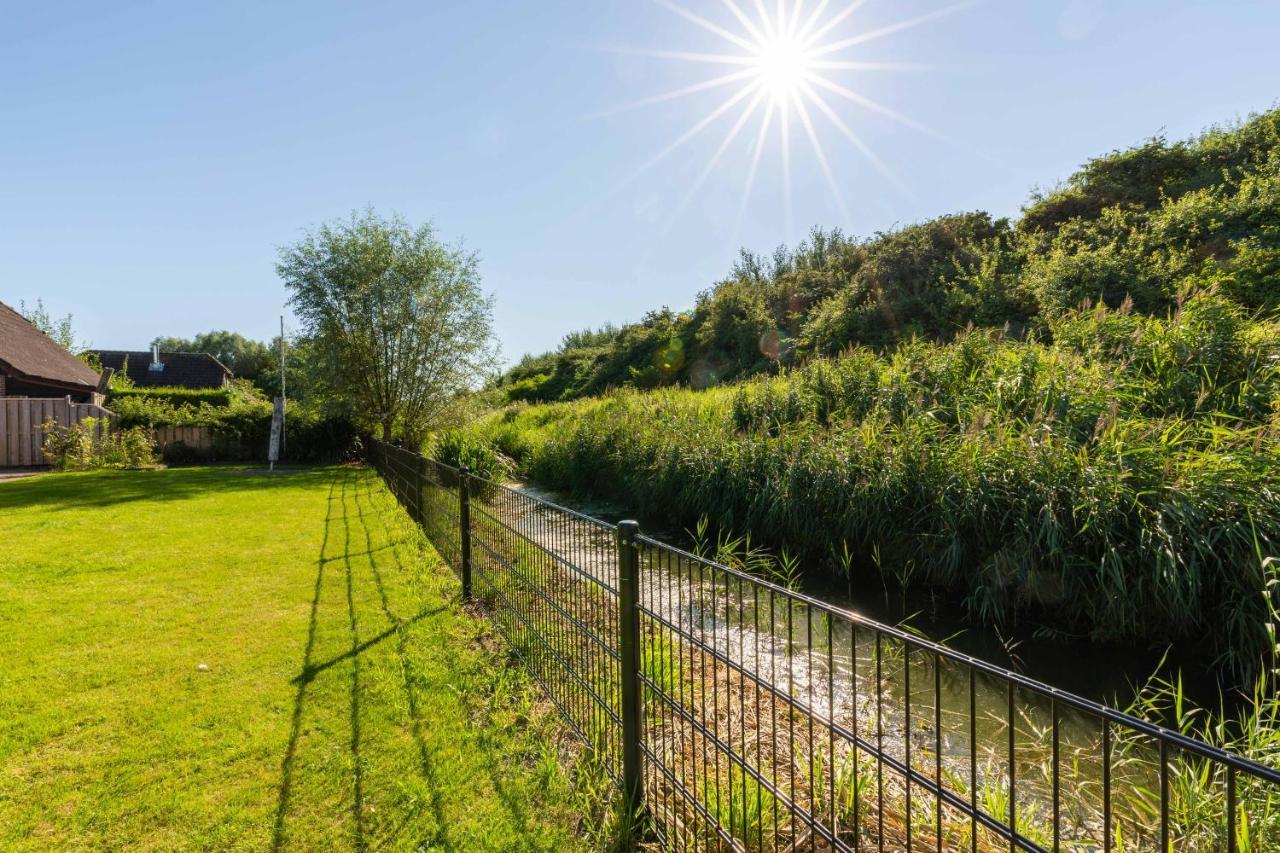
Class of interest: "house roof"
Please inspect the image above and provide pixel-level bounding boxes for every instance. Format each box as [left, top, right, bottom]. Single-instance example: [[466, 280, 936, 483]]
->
[[0, 300, 101, 390], [92, 350, 233, 390]]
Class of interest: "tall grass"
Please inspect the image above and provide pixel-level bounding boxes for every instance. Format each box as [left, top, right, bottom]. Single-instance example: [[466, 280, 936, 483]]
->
[[458, 294, 1280, 686]]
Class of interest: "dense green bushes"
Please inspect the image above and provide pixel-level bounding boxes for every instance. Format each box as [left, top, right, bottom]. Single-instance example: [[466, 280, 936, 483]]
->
[[461, 296, 1280, 686], [462, 105, 1280, 686], [494, 107, 1280, 403], [107, 383, 356, 463], [41, 419, 156, 470], [107, 386, 236, 408]]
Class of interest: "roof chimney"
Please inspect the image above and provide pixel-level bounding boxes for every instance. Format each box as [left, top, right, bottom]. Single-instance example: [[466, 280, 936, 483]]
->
[[149, 343, 164, 372]]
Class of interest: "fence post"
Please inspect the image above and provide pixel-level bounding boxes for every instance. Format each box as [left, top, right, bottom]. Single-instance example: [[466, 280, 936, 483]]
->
[[616, 519, 645, 832], [459, 466, 473, 599], [415, 453, 427, 525]]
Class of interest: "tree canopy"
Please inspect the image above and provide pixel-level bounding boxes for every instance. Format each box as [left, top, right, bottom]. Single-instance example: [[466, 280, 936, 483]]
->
[[152, 330, 274, 382], [20, 299, 80, 353], [277, 210, 495, 441]]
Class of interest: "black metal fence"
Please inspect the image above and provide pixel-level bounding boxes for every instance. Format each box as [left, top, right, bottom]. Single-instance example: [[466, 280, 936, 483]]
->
[[367, 439, 1280, 851]]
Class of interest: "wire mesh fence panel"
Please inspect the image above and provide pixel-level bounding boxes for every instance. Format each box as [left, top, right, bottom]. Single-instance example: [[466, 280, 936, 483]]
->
[[632, 535, 1280, 852], [366, 441, 461, 573], [468, 477, 625, 783], [364, 439, 1280, 852]]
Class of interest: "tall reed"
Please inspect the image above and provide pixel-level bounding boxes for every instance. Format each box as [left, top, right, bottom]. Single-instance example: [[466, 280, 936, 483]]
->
[[461, 296, 1280, 686]]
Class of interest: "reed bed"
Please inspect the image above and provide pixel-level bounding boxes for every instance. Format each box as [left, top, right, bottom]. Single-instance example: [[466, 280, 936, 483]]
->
[[449, 473, 1280, 850], [459, 294, 1280, 689]]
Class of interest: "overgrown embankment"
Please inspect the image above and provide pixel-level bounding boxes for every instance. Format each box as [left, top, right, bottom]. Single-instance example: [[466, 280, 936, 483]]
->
[[454, 293, 1280, 687], [456, 105, 1280, 689], [496, 107, 1280, 403]]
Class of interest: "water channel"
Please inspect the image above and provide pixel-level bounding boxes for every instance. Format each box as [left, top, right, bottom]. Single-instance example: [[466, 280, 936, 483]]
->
[[484, 480, 1214, 849]]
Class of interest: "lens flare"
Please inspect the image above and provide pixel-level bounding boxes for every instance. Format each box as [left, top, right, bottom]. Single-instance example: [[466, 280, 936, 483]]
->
[[600, 1, 973, 238], [758, 328, 790, 362], [655, 337, 686, 377]]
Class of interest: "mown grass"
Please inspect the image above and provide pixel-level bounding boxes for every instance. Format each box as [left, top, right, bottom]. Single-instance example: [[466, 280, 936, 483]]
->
[[0, 466, 612, 850], [458, 293, 1280, 687]]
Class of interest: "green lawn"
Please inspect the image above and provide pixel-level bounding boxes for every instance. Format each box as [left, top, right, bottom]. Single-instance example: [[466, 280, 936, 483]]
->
[[0, 466, 606, 850]]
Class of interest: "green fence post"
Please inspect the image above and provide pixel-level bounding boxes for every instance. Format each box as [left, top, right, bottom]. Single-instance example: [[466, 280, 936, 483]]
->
[[416, 453, 427, 526], [459, 466, 472, 599], [616, 519, 644, 836]]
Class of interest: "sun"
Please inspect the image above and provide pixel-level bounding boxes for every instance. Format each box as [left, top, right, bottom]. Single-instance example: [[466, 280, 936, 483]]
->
[[754, 33, 813, 100], [599, 0, 972, 240]]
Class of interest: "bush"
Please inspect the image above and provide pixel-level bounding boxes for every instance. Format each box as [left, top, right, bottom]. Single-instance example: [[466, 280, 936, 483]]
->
[[490, 106, 1280, 403], [42, 419, 156, 470], [429, 430, 507, 481], [108, 386, 356, 464], [458, 303, 1280, 687], [160, 441, 206, 466], [108, 386, 236, 408]]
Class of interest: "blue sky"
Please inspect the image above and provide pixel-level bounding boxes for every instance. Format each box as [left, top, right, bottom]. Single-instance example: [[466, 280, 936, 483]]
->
[[2, 0, 1277, 364]]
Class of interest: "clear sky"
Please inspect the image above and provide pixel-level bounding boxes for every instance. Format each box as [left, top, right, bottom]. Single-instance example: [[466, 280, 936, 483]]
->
[[2, 1, 1276, 364]]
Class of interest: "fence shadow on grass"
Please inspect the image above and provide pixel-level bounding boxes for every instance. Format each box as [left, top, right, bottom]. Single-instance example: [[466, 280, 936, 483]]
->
[[271, 474, 342, 852], [275, 471, 455, 850], [273, 470, 463, 852], [360, 479, 576, 848], [350, 479, 459, 851]]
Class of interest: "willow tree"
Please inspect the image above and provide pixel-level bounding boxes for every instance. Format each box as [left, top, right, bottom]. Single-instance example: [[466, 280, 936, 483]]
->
[[278, 210, 495, 442]]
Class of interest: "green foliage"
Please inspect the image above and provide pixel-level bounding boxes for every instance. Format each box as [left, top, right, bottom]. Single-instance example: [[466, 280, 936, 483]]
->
[[278, 209, 497, 441], [151, 330, 273, 382], [40, 418, 156, 470], [1123, 669, 1280, 849], [494, 105, 1280, 402], [429, 430, 507, 481], [467, 104, 1280, 687], [800, 213, 1020, 353], [107, 383, 355, 463], [19, 298, 81, 353], [109, 385, 238, 408], [460, 297, 1280, 686]]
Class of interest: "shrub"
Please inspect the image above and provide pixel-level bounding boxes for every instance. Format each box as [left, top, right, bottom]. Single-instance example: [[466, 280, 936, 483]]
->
[[429, 430, 507, 481], [160, 441, 206, 466], [108, 386, 237, 408], [107, 386, 356, 463], [490, 106, 1280, 404], [41, 419, 156, 470], [457, 303, 1280, 687]]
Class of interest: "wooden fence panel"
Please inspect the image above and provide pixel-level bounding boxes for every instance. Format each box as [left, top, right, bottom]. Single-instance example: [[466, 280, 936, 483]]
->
[[152, 426, 214, 453], [0, 397, 113, 467]]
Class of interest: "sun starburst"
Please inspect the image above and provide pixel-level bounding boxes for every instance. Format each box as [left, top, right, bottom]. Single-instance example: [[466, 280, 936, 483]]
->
[[600, 0, 974, 241]]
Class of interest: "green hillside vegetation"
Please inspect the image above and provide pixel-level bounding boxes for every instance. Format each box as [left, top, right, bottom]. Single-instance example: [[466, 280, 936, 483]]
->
[[498, 107, 1279, 402], [456, 108, 1280, 686]]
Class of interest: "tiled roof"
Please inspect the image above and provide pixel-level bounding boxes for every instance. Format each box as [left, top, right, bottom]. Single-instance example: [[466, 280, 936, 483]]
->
[[92, 351, 232, 389], [0, 300, 101, 389]]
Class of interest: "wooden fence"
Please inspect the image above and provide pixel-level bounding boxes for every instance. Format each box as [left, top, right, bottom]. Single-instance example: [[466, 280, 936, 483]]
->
[[0, 397, 114, 467], [151, 426, 214, 454]]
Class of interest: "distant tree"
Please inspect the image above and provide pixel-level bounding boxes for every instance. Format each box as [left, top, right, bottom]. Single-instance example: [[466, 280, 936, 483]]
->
[[277, 210, 496, 442], [255, 333, 324, 403], [20, 299, 81, 353], [559, 323, 621, 352], [152, 330, 273, 382]]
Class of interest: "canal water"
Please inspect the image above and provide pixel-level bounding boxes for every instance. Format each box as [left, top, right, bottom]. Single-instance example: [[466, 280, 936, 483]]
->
[[493, 480, 1191, 848], [510, 480, 1169, 705]]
